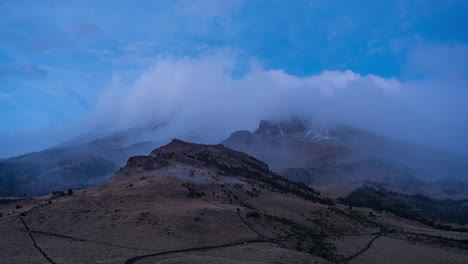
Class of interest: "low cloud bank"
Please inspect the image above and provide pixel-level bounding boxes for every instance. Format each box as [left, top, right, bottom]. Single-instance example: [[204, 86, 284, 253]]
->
[[84, 51, 467, 154], [1, 50, 466, 158]]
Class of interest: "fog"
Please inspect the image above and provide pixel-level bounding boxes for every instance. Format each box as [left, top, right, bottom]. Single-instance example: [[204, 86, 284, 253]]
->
[[1, 1, 467, 159], [74, 50, 466, 155], [1, 47, 467, 158]]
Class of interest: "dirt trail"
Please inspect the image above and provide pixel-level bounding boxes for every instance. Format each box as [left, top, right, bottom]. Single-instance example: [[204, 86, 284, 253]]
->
[[124, 239, 289, 264], [344, 231, 383, 262], [200, 198, 266, 239], [123, 199, 290, 264], [20, 217, 57, 264], [236, 211, 265, 238], [29, 230, 152, 251]]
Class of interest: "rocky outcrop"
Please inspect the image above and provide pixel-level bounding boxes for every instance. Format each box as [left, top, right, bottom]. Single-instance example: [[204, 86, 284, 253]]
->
[[254, 118, 308, 138]]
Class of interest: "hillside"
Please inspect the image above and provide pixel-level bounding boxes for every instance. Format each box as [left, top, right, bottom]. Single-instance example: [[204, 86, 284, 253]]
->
[[221, 119, 468, 199], [1, 140, 467, 263], [0, 122, 166, 196], [341, 186, 468, 230]]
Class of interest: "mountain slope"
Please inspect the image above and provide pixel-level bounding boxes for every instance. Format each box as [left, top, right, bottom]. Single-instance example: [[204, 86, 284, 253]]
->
[[341, 186, 468, 229], [0, 122, 167, 196], [221, 119, 468, 199], [1, 139, 467, 263]]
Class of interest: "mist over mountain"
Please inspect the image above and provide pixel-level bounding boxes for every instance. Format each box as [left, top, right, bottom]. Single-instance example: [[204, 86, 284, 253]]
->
[[67, 52, 468, 156], [2, 116, 467, 199], [1, 2, 468, 263], [222, 118, 468, 199], [1, 50, 468, 159]]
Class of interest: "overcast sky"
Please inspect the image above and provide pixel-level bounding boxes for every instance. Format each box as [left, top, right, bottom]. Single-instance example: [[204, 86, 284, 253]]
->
[[0, 0, 467, 157]]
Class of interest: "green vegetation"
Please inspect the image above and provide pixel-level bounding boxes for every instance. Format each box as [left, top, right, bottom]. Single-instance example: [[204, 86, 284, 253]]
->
[[0, 198, 22, 205], [240, 201, 255, 209], [181, 183, 206, 198], [157, 151, 175, 159], [52, 190, 66, 197], [0, 162, 42, 196], [341, 186, 468, 232], [0, 158, 115, 197], [246, 211, 261, 218], [393, 231, 468, 249]]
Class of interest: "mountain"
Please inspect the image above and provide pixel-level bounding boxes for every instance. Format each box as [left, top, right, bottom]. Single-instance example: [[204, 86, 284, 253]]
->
[[1, 139, 467, 263], [0, 122, 168, 196], [3, 117, 468, 200], [341, 185, 468, 230], [221, 118, 468, 199]]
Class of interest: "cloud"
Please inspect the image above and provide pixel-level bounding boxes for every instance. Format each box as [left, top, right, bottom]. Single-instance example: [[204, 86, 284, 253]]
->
[[181, 0, 244, 18], [80, 50, 468, 156], [0, 93, 11, 100], [86, 52, 405, 142], [0, 63, 48, 78], [0, 48, 466, 158], [70, 23, 103, 40], [1, 28, 71, 52], [405, 41, 468, 81], [1, 22, 102, 53]]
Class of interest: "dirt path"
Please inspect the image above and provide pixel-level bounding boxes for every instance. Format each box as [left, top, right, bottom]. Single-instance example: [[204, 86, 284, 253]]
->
[[17, 198, 289, 264], [29, 230, 152, 251], [124, 239, 290, 264], [236, 211, 265, 238], [124, 199, 290, 264], [344, 231, 383, 262], [20, 217, 57, 264], [200, 198, 267, 239]]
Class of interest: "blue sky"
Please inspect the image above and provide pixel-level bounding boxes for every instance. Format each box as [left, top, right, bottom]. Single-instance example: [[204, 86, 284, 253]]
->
[[0, 0, 468, 157]]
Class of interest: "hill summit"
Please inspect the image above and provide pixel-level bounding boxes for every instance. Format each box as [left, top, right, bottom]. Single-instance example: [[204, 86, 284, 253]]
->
[[1, 139, 468, 263]]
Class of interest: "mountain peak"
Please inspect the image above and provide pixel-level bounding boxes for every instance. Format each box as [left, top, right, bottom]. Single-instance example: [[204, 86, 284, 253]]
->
[[254, 118, 307, 138], [115, 139, 326, 202], [121, 139, 267, 180]]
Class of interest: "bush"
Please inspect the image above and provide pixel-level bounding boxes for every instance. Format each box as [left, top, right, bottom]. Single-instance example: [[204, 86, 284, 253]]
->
[[240, 201, 255, 209], [67, 189, 73, 195], [247, 211, 261, 218], [52, 191, 66, 197]]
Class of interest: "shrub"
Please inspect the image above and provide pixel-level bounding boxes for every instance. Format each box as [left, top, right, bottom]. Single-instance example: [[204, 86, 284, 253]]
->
[[240, 201, 255, 209], [52, 191, 66, 197], [247, 211, 261, 218]]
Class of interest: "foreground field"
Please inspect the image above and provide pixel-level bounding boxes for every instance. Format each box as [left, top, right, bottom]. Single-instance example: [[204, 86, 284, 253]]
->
[[1, 140, 467, 263]]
